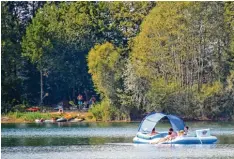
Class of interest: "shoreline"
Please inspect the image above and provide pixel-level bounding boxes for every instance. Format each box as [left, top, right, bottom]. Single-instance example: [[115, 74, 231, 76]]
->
[[1, 119, 135, 124], [2, 118, 231, 124], [1, 111, 232, 124]]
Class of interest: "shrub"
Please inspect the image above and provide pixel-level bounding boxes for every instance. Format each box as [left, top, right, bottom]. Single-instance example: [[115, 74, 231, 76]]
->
[[89, 99, 111, 121], [89, 103, 104, 121], [12, 104, 27, 112], [69, 101, 77, 106], [89, 98, 130, 121], [87, 115, 93, 119]]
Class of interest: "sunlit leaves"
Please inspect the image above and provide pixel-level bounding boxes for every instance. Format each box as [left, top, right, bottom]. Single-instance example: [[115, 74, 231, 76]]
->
[[88, 42, 120, 97]]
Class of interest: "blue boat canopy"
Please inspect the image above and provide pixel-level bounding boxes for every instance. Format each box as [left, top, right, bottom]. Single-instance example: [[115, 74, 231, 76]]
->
[[138, 112, 185, 133]]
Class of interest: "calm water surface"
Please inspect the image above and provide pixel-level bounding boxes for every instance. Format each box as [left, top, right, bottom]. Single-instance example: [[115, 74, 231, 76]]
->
[[2, 121, 234, 159]]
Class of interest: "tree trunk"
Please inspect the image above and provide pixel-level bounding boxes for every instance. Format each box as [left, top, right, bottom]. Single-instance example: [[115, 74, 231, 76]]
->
[[73, 87, 75, 102], [198, 18, 203, 93], [40, 69, 43, 106]]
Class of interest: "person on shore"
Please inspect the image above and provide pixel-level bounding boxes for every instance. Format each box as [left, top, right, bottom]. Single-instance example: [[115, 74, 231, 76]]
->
[[77, 94, 83, 110], [91, 95, 96, 104]]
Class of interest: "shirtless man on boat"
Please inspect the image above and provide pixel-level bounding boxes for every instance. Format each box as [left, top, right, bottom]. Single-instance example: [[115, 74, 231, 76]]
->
[[150, 128, 177, 144]]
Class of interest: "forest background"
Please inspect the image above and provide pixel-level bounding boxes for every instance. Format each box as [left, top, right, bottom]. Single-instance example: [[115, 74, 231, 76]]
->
[[2, 1, 234, 121]]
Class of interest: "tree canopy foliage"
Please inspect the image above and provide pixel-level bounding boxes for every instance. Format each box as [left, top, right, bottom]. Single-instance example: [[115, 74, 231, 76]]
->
[[2, 2, 234, 120], [128, 2, 234, 119]]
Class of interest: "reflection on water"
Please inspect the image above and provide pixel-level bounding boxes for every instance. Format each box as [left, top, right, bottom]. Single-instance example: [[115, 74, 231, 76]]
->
[[1, 122, 234, 158], [2, 144, 234, 159], [1, 136, 132, 147]]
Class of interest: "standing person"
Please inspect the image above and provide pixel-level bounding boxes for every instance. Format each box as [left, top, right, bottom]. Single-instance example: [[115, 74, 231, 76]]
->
[[77, 94, 83, 110], [89, 95, 96, 108], [83, 101, 88, 109], [88, 98, 92, 108], [91, 95, 96, 104]]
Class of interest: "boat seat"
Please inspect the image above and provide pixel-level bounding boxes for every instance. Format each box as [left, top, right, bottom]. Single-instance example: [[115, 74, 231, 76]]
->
[[136, 132, 168, 140]]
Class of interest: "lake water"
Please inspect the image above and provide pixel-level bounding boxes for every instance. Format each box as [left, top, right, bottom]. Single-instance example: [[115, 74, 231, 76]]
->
[[1, 121, 234, 159]]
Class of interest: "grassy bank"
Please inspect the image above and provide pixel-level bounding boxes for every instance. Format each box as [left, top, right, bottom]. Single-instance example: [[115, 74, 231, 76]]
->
[[1, 111, 96, 123]]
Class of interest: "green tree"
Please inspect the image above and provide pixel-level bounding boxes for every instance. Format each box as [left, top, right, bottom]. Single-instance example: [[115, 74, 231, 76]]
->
[[224, 2, 234, 70], [88, 42, 121, 101], [1, 2, 22, 112], [128, 2, 234, 119], [1, 2, 45, 112], [86, 2, 156, 119], [21, 1, 155, 107], [22, 5, 53, 105]]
